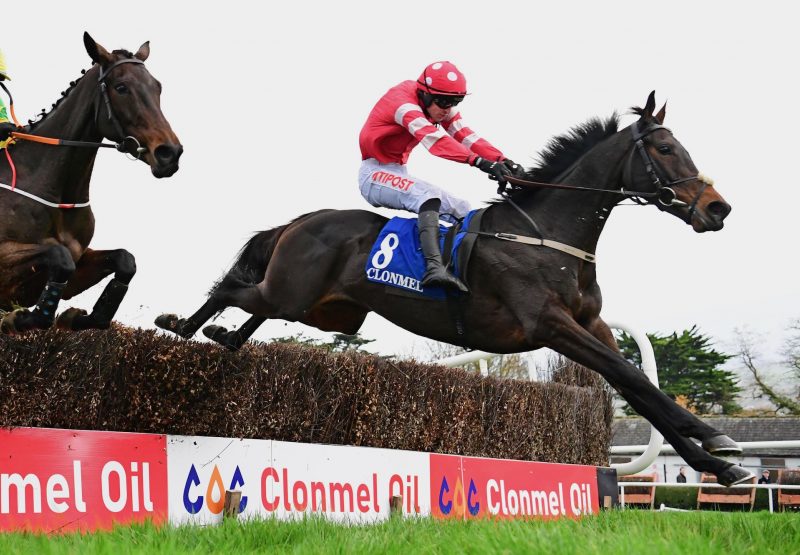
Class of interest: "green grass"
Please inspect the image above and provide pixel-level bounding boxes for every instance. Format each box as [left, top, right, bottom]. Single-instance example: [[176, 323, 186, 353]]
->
[[1, 511, 797, 555]]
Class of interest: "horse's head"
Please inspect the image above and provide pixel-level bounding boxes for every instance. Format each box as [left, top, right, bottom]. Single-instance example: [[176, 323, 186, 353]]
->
[[84, 32, 182, 178], [625, 91, 730, 232]]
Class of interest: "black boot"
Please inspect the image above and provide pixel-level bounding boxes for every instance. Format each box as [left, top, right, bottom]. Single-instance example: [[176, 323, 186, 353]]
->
[[418, 202, 468, 293]]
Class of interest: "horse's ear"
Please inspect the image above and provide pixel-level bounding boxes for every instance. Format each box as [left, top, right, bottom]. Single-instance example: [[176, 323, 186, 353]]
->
[[641, 91, 657, 120], [655, 101, 667, 124], [83, 32, 113, 65], [134, 41, 150, 62]]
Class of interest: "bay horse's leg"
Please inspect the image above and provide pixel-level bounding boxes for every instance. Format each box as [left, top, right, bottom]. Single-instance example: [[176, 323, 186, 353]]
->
[[586, 318, 740, 451], [0, 243, 75, 333], [54, 248, 136, 330], [155, 296, 226, 339], [545, 312, 752, 486], [202, 315, 268, 351]]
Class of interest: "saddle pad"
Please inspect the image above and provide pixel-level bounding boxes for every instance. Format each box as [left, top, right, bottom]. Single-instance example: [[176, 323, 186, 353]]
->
[[365, 210, 478, 299]]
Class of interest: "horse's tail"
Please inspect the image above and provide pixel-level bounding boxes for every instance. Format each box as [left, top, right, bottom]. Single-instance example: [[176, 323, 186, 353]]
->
[[209, 210, 328, 297]]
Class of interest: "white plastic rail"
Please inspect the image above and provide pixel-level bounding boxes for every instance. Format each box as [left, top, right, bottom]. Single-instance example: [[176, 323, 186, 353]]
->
[[436, 320, 663, 475]]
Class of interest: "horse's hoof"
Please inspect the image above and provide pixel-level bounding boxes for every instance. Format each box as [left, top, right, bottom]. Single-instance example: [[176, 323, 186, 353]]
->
[[55, 308, 88, 330], [1, 308, 30, 334], [1, 311, 18, 334], [155, 313, 192, 338], [155, 313, 180, 332], [702, 434, 742, 456], [202, 324, 227, 342], [717, 465, 755, 487]]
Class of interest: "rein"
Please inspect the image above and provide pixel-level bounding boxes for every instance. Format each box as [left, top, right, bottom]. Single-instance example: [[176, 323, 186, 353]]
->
[[479, 122, 715, 263], [504, 122, 713, 213], [0, 58, 146, 209]]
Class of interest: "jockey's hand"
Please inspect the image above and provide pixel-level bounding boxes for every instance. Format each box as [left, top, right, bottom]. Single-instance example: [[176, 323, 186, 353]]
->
[[471, 156, 511, 186], [0, 122, 17, 142], [502, 158, 526, 178]]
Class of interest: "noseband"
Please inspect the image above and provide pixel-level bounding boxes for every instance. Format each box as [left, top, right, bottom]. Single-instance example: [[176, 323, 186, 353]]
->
[[623, 121, 709, 219]]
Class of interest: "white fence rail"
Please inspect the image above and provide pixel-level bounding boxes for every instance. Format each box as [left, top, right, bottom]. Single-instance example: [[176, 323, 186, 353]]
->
[[436, 319, 664, 476]]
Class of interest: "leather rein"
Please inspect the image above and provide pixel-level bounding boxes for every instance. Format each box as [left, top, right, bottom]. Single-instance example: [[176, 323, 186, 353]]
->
[[1, 58, 147, 209], [481, 122, 715, 263], [9, 58, 148, 158]]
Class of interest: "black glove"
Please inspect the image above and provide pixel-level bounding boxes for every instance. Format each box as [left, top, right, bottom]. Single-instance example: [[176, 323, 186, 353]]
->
[[502, 158, 526, 178], [0, 121, 17, 142], [471, 156, 511, 186]]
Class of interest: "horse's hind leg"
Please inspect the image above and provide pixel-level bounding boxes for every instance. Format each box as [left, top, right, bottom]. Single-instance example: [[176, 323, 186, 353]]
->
[[203, 315, 268, 351], [155, 296, 226, 339], [0, 242, 75, 333], [545, 312, 752, 486], [55, 248, 136, 330]]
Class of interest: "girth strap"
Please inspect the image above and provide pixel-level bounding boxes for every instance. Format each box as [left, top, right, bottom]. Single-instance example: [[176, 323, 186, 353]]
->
[[470, 230, 596, 263]]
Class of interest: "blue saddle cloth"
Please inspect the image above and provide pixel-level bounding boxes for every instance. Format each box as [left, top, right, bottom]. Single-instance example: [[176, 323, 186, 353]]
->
[[365, 210, 478, 300]]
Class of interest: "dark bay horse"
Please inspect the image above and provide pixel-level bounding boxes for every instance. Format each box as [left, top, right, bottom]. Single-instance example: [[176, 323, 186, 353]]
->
[[0, 33, 181, 333], [157, 92, 750, 486]]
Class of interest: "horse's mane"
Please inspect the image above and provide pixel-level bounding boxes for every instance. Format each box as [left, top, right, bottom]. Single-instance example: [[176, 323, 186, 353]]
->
[[27, 49, 137, 129], [495, 114, 620, 203]]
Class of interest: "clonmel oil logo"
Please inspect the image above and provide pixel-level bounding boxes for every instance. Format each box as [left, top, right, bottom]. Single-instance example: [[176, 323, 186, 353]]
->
[[438, 475, 480, 517], [183, 464, 247, 515]]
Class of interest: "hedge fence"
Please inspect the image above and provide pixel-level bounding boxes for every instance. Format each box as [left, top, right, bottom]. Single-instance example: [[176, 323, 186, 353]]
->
[[0, 325, 613, 466]]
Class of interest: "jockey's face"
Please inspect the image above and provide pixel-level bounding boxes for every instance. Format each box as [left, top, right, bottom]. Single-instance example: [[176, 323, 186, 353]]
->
[[427, 102, 451, 123]]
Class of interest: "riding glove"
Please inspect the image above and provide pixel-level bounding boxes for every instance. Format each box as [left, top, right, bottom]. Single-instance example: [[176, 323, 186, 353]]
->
[[0, 121, 17, 142], [471, 156, 512, 185], [502, 158, 526, 178]]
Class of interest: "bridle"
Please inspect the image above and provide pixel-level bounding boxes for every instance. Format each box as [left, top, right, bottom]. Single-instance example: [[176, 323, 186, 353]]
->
[[1, 57, 148, 208], [483, 121, 716, 263], [622, 121, 710, 219], [504, 121, 714, 220], [94, 58, 148, 158], [7, 57, 147, 159]]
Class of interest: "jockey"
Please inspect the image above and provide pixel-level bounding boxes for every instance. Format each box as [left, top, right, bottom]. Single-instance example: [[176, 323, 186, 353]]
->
[[358, 61, 522, 293], [0, 49, 17, 146]]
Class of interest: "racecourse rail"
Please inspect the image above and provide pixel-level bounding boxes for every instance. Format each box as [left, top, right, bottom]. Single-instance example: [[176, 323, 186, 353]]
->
[[437, 320, 664, 476]]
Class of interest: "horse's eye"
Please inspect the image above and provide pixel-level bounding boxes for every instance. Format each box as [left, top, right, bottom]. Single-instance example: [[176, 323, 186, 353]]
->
[[657, 145, 672, 155], [114, 83, 130, 94]]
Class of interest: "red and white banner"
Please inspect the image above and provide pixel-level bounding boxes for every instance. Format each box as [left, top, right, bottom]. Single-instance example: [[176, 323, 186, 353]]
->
[[1, 427, 611, 532], [0, 428, 168, 532], [430, 454, 600, 519]]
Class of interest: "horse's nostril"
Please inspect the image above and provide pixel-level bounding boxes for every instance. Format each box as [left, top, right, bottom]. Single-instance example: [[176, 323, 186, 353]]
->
[[707, 201, 731, 220], [155, 144, 182, 164]]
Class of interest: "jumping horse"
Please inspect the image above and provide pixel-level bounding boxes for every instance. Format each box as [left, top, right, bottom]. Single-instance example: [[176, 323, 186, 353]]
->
[[157, 92, 751, 486], [0, 33, 181, 333]]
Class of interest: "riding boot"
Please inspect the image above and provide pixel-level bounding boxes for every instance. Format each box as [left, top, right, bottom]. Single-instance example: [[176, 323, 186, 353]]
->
[[418, 207, 469, 293]]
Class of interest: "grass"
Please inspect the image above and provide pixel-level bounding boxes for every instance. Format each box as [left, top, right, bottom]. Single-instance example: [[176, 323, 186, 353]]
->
[[0, 511, 797, 555]]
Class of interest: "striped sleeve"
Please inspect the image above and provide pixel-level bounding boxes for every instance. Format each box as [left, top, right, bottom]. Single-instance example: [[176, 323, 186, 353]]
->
[[394, 103, 476, 163], [443, 110, 504, 162]]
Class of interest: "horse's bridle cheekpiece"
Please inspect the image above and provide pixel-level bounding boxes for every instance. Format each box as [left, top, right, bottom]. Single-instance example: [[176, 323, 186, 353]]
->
[[490, 120, 716, 263], [96, 57, 148, 159], [623, 121, 711, 219]]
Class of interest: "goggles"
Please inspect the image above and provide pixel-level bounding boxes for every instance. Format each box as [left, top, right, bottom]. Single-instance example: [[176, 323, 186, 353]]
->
[[432, 95, 464, 109]]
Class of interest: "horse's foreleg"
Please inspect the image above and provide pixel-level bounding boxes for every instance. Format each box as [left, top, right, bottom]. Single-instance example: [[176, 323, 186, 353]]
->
[[586, 318, 735, 448], [545, 312, 752, 486], [55, 248, 135, 331], [0, 243, 75, 333]]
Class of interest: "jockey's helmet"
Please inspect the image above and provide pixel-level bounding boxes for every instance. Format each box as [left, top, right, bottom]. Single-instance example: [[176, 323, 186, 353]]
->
[[0, 49, 10, 81], [416, 61, 467, 96]]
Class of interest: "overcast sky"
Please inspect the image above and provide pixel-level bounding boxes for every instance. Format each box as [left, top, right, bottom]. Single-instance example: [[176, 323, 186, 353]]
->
[[3, 2, 798, 368]]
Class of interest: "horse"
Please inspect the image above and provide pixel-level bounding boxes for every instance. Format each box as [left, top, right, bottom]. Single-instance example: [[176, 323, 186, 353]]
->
[[156, 92, 750, 486], [0, 32, 182, 334]]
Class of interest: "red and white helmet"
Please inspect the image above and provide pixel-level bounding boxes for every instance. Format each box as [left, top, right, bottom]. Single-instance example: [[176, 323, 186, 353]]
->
[[416, 61, 467, 96]]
